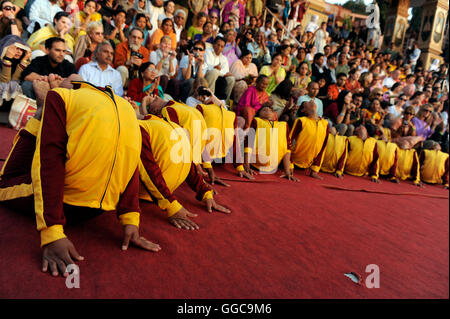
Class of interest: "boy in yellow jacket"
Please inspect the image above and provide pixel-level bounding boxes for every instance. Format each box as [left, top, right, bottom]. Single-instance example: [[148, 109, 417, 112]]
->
[[0, 78, 160, 278], [321, 129, 348, 179], [290, 100, 329, 179], [419, 141, 449, 189], [243, 106, 298, 181], [345, 124, 380, 183], [137, 95, 231, 230]]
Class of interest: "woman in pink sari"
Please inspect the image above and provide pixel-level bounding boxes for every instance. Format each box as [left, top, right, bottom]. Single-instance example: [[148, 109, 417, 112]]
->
[[235, 74, 271, 129]]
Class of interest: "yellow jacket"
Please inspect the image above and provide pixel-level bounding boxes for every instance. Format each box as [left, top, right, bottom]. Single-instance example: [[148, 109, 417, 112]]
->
[[27, 25, 75, 52], [345, 136, 379, 178], [396, 148, 420, 184], [32, 82, 141, 246], [138, 115, 213, 217], [420, 149, 449, 186], [245, 117, 291, 173], [321, 134, 348, 175], [290, 117, 329, 172]]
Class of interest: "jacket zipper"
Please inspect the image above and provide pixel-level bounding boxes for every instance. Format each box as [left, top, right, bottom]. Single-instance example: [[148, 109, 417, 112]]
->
[[99, 87, 120, 209]]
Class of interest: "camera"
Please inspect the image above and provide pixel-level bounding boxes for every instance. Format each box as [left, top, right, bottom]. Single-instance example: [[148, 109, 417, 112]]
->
[[194, 52, 199, 58], [131, 51, 144, 59], [403, 120, 409, 126], [198, 86, 211, 97]]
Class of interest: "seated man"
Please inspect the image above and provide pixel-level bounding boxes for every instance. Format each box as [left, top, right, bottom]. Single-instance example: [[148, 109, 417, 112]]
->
[[419, 141, 449, 189], [327, 72, 347, 102], [204, 36, 236, 102], [290, 100, 329, 179], [21, 37, 77, 99], [176, 40, 208, 103], [27, 11, 75, 56], [0, 77, 159, 277], [104, 8, 128, 48], [344, 124, 380, 183], [137, 95, 231, 230], [396, 148, 421, 186], [114, 27, 149, 88], [296, 81, 324, 118], [78, 41, 123, 96], [244, 106, 297, 181], [321, 128, 348, 179], [376, 139, 399, 183]]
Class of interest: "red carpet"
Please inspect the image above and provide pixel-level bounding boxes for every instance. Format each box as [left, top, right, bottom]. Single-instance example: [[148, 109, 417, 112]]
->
[[0, 125, 448, 299]]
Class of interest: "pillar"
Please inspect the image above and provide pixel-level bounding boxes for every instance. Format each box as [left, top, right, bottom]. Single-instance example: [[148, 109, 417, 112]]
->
[[382, 0, 410, 51]]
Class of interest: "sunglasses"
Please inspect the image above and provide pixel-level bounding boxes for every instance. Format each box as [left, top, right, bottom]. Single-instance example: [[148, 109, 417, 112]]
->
[[405, 112, 414, 115], [400, 98, 408, 102], [192, 47, 204, 51], [424, 109, 432, 112], [2, 5, 15, 11], [376, 93, 382, 96]]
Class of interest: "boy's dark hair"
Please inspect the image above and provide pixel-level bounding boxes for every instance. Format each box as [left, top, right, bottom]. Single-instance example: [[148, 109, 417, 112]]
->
[[53, 11, 69, 25]]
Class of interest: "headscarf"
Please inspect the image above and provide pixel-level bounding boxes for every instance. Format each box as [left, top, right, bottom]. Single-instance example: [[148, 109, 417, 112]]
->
[[0, 35, 29, 60]]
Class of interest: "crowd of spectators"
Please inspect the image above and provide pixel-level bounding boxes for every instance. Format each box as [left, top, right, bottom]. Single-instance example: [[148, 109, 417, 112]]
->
[[0, 0, 448, 153]]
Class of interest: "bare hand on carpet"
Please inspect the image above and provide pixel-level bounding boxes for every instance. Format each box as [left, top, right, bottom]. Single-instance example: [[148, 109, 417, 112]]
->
[[42, 238, 84, 277], [122, 225, 161, 252], [205, 198, 231, 214], [169, 207, 199, 230], [207, 168, 230, 187]]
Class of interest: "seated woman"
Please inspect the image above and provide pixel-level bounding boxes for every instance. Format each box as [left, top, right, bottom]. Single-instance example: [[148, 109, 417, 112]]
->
[[230, 49, 258, 104], [147, 18, 177, 52], [132, 13, 152, 46], [259, 53, 286, 95], [411, 104, 440, 141], [149, 35, 177, 93], [235, 74, 271, 129], [71, 0, 102, 41], [328, 90, 356, 136], [193, 21, 214, 48], [270, 78, 292, 119], [187, 12, 207, 40], [248, 31, 271, 69], [290, 61, 311, 95], [243, 106, 297, 181], [127, 62, 164, 103], [362, 99, 385, 126], [73, 21, 105, 71], [390, 106, 424, 149], [0, 35, 31, 107], [223, 29, 241, 70]]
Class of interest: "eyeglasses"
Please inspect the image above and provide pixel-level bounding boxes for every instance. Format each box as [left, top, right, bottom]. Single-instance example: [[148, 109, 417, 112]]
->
[[2, 5, 15, 11], [211, 16, 218, 19], [192, 47, 204, 51]]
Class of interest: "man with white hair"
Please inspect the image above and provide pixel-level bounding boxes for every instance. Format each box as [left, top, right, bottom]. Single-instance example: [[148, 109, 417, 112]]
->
[[78, 41, 124, 96], [173, 9, 185, 42]]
